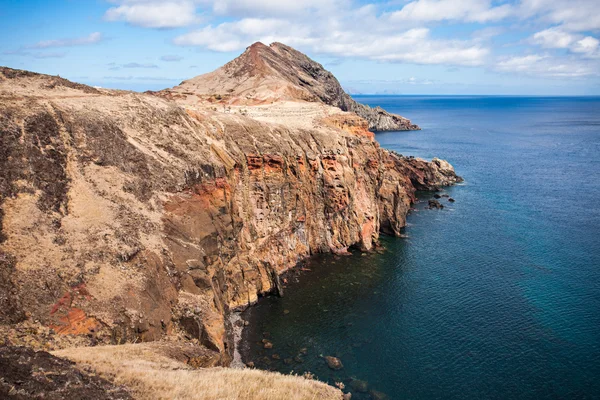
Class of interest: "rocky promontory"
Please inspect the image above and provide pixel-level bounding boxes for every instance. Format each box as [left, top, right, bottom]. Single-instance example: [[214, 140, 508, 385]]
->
[[0, 43, 460, 397], [162, 42, 419, 132]]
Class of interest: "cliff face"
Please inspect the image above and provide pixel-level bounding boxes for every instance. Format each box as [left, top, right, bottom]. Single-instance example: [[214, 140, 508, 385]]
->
[[0, 56, 459, 363], [163, 42, 419, 132]]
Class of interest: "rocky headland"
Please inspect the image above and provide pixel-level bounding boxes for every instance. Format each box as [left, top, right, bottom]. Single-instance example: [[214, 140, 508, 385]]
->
[[161, 42, 420, 132], [0, 43, 460, 399]]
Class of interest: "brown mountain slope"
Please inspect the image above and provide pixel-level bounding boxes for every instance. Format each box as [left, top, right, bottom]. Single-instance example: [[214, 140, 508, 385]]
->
[[164, 42, 419, 131]]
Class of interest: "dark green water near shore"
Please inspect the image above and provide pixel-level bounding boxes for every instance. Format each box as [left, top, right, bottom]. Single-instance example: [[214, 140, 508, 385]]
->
[[241, 96, 600, 399]]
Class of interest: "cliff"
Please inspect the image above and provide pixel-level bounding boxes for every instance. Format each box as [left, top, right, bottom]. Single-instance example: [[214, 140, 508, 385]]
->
[[162, 42, 419, 132], [0, 44, 460, 396]]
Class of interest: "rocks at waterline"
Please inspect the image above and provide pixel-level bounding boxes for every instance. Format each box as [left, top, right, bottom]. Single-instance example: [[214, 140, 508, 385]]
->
[[369, 389, 390, 400], [260, 356, 272, 365], [428, 199, 444, 209], [449, 198, 456, 202], [325, 356, 344, 370], [434, 194, 442, 199], [350, 379, 369, 393], [262, 339, 273, 349]]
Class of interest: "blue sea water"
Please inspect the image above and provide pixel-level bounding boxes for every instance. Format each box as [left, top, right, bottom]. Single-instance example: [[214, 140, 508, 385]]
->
[[241, 96, 600, 399]]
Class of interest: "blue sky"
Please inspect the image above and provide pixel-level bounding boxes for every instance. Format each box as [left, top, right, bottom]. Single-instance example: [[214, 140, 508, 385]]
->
[[1, 0, 599, 94]]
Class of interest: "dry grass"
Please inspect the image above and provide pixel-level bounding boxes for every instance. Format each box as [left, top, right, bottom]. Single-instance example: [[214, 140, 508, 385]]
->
[[53, 344, 342, 400]]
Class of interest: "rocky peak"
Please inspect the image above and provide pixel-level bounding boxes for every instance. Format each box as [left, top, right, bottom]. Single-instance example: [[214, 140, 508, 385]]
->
[[167, 42, 419, 132]]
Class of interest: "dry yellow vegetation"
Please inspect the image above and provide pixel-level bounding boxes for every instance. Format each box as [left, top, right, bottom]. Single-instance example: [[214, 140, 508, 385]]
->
[[53, 343, 343, 400]]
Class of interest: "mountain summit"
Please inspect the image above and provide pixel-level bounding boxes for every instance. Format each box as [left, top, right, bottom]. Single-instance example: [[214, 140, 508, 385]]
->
[[165, 42, 419, 132]]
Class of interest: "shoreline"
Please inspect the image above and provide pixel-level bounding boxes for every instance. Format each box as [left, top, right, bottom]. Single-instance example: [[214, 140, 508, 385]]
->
[[233, 190, 460, 388], [229, 311, 246, 369]]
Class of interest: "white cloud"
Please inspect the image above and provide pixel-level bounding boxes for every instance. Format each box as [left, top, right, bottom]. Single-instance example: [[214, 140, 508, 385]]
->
[[29, 32, 103, 48], [104, 1, 200, 28], [572, 36, 599, 56], [3, 49, 67, 58], [471, 27, 506, 42], [102, 76, 183, 84], [211, 0, 346, 17], [531, 28, 599, 57], [388, 0, 513, 23], [347, 78, 437, 85], [496, 54, 598, 77], [174, 17, 489, 66], [122, 62, 159, 68], [34, 52, 67, 59], [173, 18, 312, 52], [160, 55, 184, 61], [532, 28, 578, 49], [101, 0, 600, 80], [519, 0, 600, 32], [496, 54, 547, 72]]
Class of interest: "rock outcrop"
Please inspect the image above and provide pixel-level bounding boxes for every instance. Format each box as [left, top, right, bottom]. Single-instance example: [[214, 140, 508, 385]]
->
[[162, 42, 419, 132], [0, 345, 132, 399], [0, 43, 459, 367]]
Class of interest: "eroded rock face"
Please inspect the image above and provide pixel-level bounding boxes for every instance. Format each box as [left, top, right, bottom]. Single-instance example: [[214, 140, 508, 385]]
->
[[0, 64, 460, 363]]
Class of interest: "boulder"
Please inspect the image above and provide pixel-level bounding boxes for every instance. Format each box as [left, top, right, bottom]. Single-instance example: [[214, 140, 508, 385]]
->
[[350, 379, 369, 393], [325, 356, 344, 370], [428, 199, 444, 209]]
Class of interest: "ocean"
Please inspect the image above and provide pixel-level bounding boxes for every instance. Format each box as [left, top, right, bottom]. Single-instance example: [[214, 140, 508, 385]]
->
[[241, 96, 600, 399]]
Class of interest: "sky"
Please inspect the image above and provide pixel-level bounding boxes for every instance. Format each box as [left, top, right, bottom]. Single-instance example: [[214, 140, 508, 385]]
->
[[1, 0, 600, 95]]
